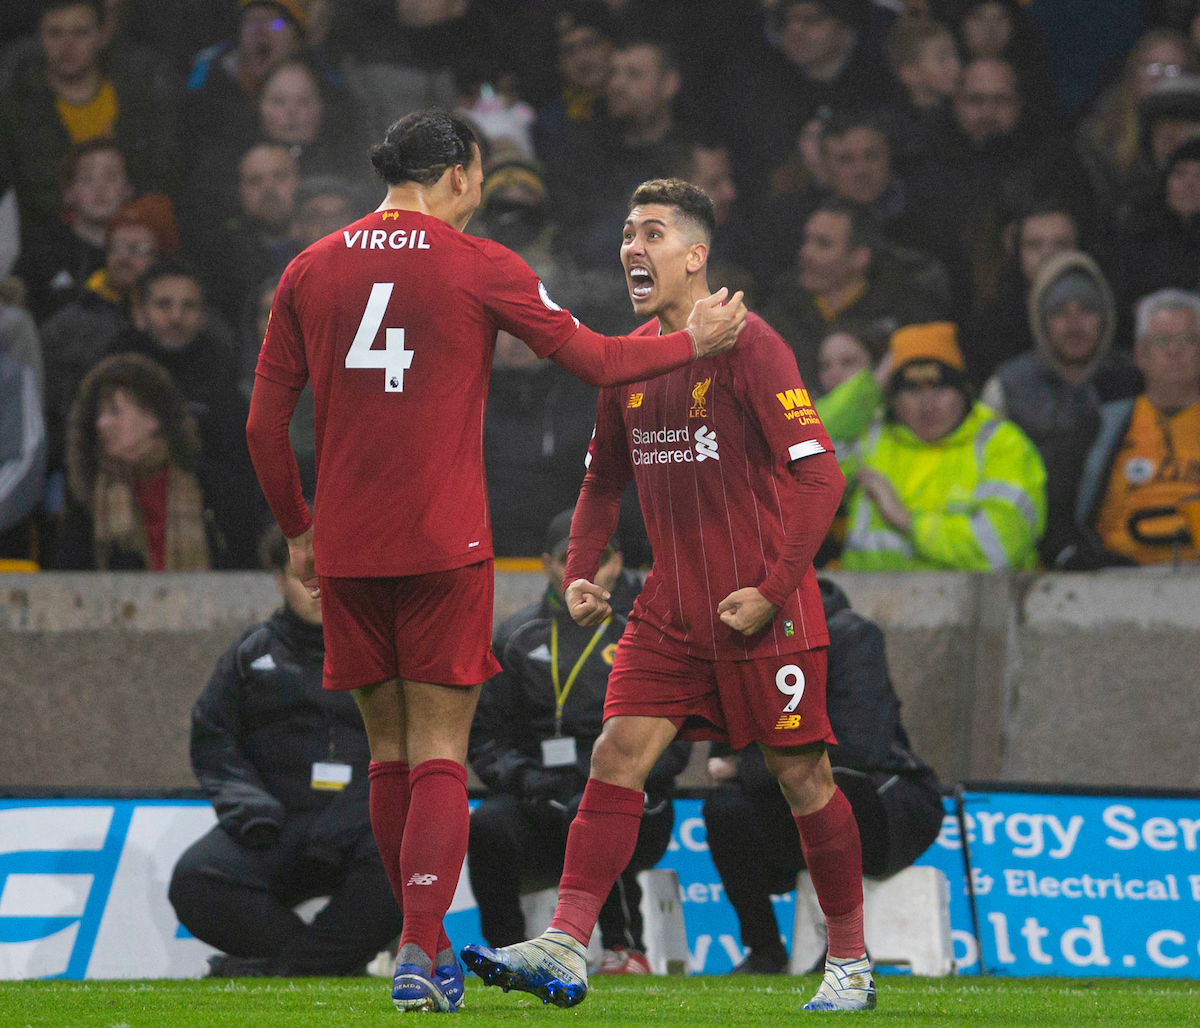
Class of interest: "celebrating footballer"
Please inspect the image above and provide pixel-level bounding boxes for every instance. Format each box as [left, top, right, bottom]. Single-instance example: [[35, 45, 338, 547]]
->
[[462, 179, 874, 1013]]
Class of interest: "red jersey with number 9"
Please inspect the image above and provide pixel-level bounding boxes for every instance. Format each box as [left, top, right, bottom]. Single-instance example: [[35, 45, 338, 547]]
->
[[255, 210, 582, 578]]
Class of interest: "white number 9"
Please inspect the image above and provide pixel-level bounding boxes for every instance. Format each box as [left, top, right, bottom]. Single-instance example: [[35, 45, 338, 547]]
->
[[775, 664, 806, 713]]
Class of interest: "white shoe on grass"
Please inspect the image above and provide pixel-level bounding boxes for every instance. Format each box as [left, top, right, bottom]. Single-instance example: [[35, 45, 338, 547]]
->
[[802, 954, 875, 1012], [461, 929, 589, 1008]]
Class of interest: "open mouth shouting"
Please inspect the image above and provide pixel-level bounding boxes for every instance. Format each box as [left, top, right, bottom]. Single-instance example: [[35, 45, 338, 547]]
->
[[628, 265, 654, 302]]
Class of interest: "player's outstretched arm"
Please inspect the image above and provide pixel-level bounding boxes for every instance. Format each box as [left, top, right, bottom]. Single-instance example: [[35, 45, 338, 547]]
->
[[565, 579, 612, 627], [550, 288, 746, 388]]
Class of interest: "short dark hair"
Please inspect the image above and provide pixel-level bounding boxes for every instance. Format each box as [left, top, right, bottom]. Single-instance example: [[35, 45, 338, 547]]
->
[[134, 259, 203, 306], [59, 138, 127, 191], [41, 0, 104, 24], [629, 178, 716, 242], [809, 197, 876, 253], [886, 15, 953, 72], [612, 32, 678, 74], [258, 524, 290, 572], [370, 110, 479, 187], [821, 107, 892, 150]]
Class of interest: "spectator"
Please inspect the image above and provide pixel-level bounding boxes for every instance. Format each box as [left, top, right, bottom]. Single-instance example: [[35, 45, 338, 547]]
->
[[1077, 28, 1197, 231], [761, 199, 947, 390], [183, 0, 307, 170], [54, 352, 222, 569], [109, 260, 260, 567], [38, 193, 178, 470], [756, 109, 948, 288], [1140, 74, 1200, 180], [189, 141, 301, 329], [0, 302, 46, 561], [719, 0, 894, 205], [1120, 137, 1200, 307], [531, 1, 616, 165], [324, 0, 459, 144], [0, 0, 177, 237], [288, 174, 361, 250], [966, 199, 1081, 384], [908, 57, 1083, 324], [683, 141, 755, 302], [258, 58, 369, 184], [941, 0, 1060, 129], [16, 139, 134, 320], [841, 321, 1046, 571], [814, 326, 894, 450], [703, 577, 943, 975], [1075, 289, 1200, 567], [169, 525, 401, 977], [468, 510, 685, 974], [982, 252, 1140, 567], [483, 333, 602, 558], [887, 15, 962, 171], [545, 33, 690, 269]]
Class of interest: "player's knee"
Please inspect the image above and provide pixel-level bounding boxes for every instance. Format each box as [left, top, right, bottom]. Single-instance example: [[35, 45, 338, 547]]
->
[[589, 728, 653, 789], [766, 749, 834, 815]]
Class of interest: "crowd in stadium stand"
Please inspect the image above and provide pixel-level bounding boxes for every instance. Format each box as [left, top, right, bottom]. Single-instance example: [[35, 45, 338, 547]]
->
[[2, 0, 1200, 573]]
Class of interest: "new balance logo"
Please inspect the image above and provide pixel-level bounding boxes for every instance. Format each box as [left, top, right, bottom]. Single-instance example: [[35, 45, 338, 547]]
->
[[406, 873, 439, 886], [628, 392, 644, 408], [694, 425, 719, 461], [775, 714, 802, 730]]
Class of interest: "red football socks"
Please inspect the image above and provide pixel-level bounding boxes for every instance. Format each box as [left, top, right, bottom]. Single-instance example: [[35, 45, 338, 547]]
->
[[550, 778, 645, 946], [794, 787, 866, 959], [369, 759, 452, 957], [397, 759, 470, 960]]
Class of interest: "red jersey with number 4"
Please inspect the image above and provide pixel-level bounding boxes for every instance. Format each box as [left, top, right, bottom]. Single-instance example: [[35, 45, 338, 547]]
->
[[255, 210, 581, 577], [585, 313, 833, 661]]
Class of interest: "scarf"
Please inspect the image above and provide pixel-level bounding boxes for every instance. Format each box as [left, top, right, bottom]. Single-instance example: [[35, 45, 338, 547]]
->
[[89, 439, 211, 570]]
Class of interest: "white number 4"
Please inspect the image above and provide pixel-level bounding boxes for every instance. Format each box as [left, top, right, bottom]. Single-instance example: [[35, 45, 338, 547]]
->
[[775, 664, 806, 713], [346, 282, 412, 392]]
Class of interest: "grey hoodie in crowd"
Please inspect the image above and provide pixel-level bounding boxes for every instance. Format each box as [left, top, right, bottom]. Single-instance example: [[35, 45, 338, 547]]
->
[[981, 251, 1140, 565]]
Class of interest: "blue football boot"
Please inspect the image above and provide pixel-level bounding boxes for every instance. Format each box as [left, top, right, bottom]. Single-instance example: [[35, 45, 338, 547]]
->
[[460, 929, 589, 1008]]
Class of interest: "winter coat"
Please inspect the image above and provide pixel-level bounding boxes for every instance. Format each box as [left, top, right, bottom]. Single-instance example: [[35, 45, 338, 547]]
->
[[191, 605, 372, 860], [981, 251, 1141, 565], [842, 403, 1047, 571]]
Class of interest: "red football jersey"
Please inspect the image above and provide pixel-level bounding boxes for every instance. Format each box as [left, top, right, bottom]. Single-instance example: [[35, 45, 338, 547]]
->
[[583, 313, 833, 660], [256, 210, 582, 577]]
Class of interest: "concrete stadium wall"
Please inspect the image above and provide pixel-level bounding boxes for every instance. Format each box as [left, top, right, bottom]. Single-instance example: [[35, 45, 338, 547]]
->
[[1, 569, 1198, 793]]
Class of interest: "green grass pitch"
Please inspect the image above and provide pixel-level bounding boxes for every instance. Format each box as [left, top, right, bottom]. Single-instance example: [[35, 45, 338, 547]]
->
[[1, 976, 1198, 1027]]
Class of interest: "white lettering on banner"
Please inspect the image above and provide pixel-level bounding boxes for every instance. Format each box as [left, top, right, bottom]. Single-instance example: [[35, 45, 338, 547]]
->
[[679, 817, 708, 852], [1190, 874, 1200, 901], [686, 934, 745, 973], [1001, 869, 1182, 902], [988, 912, 1017, 963], [1020, 917, 1054, 965], [1103, 804, 1200, 851], [935, 810, 1082, 858], [1147, 930, 1189, 968], [1061, 916, 1110, 967]]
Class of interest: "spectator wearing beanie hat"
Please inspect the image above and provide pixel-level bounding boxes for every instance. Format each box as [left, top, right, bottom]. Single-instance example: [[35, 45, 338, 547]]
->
[[38, 194, 182, 474], [841, 321, 1046, 571]]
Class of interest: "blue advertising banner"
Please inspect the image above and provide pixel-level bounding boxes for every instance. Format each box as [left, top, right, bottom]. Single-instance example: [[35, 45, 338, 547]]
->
[[952, 790, 1200, 977]]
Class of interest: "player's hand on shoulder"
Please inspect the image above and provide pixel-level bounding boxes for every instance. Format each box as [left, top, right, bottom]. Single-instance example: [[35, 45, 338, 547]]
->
[[717, 586, 776, 636], [686, 287, 747, 359], [565, 578, 611, 627]]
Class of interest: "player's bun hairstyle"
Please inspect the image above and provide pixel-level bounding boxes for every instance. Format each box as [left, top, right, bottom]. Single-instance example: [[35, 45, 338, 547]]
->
[[370, 110, 479, 187], [629, 178, 716, 242]]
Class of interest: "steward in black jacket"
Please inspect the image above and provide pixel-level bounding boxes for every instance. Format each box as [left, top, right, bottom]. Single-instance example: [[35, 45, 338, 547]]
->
[[703, 577, 944, 974], [168, 554, 400, 976]]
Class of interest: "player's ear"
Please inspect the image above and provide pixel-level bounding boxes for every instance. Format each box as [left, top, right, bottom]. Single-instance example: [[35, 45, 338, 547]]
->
[[686, 241, 709, 275]]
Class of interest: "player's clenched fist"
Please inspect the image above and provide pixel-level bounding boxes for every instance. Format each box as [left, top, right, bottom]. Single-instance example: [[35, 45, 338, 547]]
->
[[565, 578, 612, 627], [287, 526, 320, 598], [686, 288, 747, 358], [717, 587, 777, 636]]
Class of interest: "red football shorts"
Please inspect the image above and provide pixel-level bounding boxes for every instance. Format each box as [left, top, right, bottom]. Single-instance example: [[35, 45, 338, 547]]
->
[[319, 561, 502, 691], [604, 626, 834, 751]]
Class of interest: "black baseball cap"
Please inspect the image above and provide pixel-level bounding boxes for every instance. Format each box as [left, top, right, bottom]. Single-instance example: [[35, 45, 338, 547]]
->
[[544, 508, 621, 558]]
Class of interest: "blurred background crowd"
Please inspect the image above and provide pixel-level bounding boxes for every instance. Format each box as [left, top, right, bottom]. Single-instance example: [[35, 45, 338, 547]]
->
[[2, 0, 1199, 574]]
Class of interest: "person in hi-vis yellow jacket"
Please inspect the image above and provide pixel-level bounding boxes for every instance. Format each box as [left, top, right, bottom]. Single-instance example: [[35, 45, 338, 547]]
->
[[841, 322, 1047, 571]]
